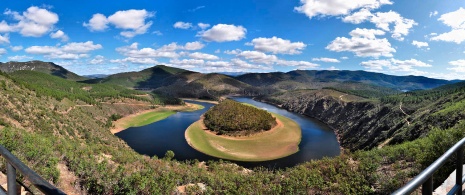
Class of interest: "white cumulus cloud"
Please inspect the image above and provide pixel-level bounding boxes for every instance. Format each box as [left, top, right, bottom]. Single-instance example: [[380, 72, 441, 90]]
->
[[247, 36, 306, 55], [0, 34, 9, 44], [198, 23, 210, 30], [361, 58, 431, 74], [448, 59, 465, 73], [116, 43, 179, 59], [173, 21, 193, 29], [0, 48, 7, 55], [7, 55, 32, 61], [50, 30, 69, 42], [111, 57, 160, 65], [184, 41, 205, 50], [431, 29, 465, 44], [312, 57, 340, 63], [10, 45, 23, 51], [205, 61, 230, 67], [276, 59, 319, 69], [437, 8, 465, 29], [224, 49, 242, 55], [3, 6, 59, 37], [326, 28, 395, 58], [342, 8, 372, 24], [83, 14, 108, 31], [370, 11, 417, 41], [237, 50, 277, 64], [84, 9, 154, 38], [170, 59, 204, 66], [344, 10, 417, 41], [115, 41, 205, 62], [294, 0, 392, 19], [89, 55, 105, 65], [189, 52, 219, 60], [0, 21, 13, 33], [25, 41, 102, 60], [411, 40, 429, 48], [198, 24, 246, 42], [431, 8, 465, 44]]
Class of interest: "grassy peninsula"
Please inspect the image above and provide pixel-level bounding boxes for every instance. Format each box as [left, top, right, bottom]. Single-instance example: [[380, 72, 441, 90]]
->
[[112, 103, 204, 134], [185, 100, 301, 161]]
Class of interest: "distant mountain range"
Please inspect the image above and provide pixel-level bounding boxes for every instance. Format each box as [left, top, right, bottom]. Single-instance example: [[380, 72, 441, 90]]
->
[[217, 72, 248, 76], [83, 74, 108, 79], [0, 61, 459, 99], [236, 70, 456, 91]]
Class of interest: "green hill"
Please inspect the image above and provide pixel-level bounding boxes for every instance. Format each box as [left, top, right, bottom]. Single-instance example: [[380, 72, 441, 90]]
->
[[9, 70, 157, 105], [84, 65, 192, 88], [0, 61, 87, 81], [89, 65, 253, 100]]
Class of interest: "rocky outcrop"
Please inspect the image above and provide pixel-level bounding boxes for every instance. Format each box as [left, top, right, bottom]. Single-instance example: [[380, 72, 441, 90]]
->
[[259, 90, 408, 151]]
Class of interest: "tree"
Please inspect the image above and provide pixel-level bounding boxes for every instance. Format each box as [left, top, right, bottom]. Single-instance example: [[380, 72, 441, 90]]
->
[[164, 150, 175, 160]]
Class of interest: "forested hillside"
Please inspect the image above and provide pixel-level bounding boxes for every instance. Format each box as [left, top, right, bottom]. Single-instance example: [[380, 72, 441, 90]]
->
[[0, 63, 464, 194]]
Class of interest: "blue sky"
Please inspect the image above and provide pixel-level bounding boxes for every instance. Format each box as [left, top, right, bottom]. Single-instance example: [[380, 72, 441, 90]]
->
[[0, 0, 464, 79]]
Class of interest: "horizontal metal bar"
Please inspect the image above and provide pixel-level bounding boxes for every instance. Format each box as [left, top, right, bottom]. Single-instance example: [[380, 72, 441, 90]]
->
[[446, 175, 465, 195], [392, 137, 465, 195], [0, 145, 66, 195]]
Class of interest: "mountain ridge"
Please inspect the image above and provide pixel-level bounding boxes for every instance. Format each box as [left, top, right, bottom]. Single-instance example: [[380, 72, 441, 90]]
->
[[0, 60, 460, 105], [0, 60, 87, 81]]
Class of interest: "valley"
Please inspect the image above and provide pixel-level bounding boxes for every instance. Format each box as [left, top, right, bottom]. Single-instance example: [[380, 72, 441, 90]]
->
[[0, 61, 464, 194]]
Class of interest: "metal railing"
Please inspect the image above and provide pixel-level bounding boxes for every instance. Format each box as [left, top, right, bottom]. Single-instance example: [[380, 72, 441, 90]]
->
[[393, 137, 465, 195], [0, 144, 65, 195]]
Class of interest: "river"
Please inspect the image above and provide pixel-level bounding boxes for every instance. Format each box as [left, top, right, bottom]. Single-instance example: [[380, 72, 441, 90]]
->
[[115, 97, 340, 169]]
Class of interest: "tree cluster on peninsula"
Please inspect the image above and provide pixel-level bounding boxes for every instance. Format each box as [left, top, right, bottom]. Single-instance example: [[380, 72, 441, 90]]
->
[[203, 99, 277, 136]]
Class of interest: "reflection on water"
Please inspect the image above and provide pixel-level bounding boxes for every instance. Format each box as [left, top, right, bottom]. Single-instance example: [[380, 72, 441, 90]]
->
[[116, 97, 340, 169]]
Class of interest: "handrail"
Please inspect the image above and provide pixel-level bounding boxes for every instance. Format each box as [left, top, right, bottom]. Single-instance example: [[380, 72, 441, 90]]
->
[[0, 144, 66, 195], [393, 137, 465, 195]]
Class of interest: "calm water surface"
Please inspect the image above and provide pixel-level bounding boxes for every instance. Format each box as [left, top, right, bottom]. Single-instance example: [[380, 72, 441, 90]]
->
[[116, 97, 340, 169]]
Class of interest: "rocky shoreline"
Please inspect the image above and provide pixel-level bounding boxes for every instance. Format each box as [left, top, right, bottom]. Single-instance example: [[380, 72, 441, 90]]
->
[[253, 92, 406, 151]]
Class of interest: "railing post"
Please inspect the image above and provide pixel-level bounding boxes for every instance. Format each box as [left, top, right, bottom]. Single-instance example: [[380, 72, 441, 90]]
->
[[422, 176, 433, 195], [456, 146, 464, 195], [6, 163, 17, 195]]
